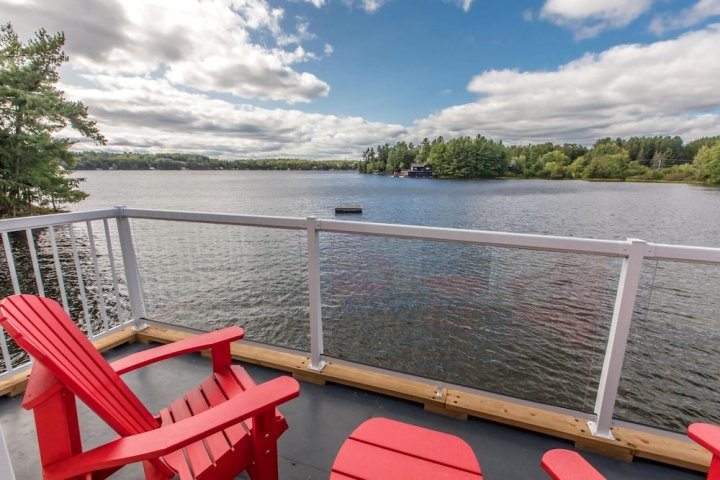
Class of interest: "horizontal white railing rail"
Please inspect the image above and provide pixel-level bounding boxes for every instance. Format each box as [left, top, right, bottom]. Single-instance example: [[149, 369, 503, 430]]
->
[[119, 208, 720, 264], [2, 206, 720, 440]]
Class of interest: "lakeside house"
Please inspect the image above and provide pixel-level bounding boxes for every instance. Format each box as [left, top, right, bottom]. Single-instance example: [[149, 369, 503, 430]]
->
[[398, 162, 433, 178]]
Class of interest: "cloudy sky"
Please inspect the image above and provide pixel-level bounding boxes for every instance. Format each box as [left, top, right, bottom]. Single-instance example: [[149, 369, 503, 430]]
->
[[4, 0, 720, 158]]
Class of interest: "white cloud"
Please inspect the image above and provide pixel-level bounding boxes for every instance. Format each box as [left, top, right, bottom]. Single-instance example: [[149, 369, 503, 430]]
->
[[359, 0, 387, 13], [540, 0, 655, 39], [302, 0, 327, 7], [411, 25, 720, 145], [63, 75, 406, 158], [338, 0, 387, 13], [4, 0, 719, 159], [339, 0, 471, 13], [650, 0, 720, 34], [442, 0, 474, 12], [3, 0, 329, 103]]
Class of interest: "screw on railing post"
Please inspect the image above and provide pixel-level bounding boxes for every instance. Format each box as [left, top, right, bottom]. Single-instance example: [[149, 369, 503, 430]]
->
[[115, 206, 147, 331], [306, 217, 326, 371], [589, 238, 647, 439]]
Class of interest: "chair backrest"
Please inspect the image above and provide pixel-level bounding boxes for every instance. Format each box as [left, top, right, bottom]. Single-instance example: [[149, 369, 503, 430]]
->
[[0, 295, 158, 436]]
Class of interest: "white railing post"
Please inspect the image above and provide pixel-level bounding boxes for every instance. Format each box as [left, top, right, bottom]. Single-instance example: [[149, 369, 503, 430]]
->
[[589, 238, 647, 439], [0, 424, 15, 480], [306, 217, 326, 371], [115, 206, 147, 330]]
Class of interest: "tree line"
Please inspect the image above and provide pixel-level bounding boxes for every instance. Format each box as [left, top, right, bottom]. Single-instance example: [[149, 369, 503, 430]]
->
[[359, 135, 720, 184], [72, 152, 359, 171]]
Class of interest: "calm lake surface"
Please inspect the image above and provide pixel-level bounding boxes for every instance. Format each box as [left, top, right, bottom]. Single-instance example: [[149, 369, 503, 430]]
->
[[71, 170, 720, 432]]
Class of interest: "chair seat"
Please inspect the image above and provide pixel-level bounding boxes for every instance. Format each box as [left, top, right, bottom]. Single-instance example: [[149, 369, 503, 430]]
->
[[159, 365, 288, 480], [331, 417, 482, 479]]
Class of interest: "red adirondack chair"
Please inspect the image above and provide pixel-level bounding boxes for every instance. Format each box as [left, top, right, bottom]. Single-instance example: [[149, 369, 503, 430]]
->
[[543, 423, 720, 480], [0, 294, 300, 480]]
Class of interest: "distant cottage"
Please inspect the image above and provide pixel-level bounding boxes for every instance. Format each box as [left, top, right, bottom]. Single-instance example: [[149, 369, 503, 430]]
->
[[399, 163, 433, 178]]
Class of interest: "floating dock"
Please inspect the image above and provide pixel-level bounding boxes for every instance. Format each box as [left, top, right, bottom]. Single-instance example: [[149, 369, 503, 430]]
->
[[335, 205, 362, 214]]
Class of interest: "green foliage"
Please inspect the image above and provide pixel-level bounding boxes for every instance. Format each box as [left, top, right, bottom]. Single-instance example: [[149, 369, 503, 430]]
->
[[360, 134, 720, 184], [539, 150, 571, 179], [694, 141, 720, 184], [0, 22, 105, 217], [361, 135, 507, 179], [72, 151, 358, 171]]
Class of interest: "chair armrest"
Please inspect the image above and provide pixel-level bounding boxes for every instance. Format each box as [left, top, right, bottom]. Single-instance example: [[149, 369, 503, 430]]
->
[[688, 423, 720, 457], [22, 361, 63, 410], [541, 449, 606, 480], [111, 326, 243, 375], [42, 375, 299, 480]]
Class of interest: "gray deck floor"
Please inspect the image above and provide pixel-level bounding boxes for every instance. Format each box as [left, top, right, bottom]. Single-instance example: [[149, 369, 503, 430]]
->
[[0, 342, 705, 479]]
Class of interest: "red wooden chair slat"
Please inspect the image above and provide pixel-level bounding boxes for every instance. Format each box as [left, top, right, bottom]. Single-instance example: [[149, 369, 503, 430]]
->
[[167, 396, 214, 475], [200, 372, 249, 445], [329, 473, 357, 480], [333, 439, 482, 480], [158, 409, 195, 479], [541, 450, 606, 480], [348, 417, 481, 474], [331, 418, 482, 480], [184, 386, 229, 462], [0, 294, 299, 479], [3, 296, 157, 434]]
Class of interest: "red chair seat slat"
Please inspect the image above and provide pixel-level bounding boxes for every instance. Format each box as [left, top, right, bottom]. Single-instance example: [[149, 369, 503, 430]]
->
[[184, 386, 230, 462], [199, 374, 248, 445], [158, 409, 195, 479], [348, 417, 481, 474], [541, 450, 606, 480], [333, 439, 482, 479], [167, 396, 213, 475]]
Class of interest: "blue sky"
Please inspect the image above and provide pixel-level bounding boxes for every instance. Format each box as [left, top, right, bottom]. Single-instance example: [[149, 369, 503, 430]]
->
[[3, 0, 720, 158]]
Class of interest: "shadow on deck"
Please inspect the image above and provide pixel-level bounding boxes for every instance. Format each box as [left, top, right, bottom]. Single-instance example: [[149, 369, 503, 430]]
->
[[0, 341, 705, 479]]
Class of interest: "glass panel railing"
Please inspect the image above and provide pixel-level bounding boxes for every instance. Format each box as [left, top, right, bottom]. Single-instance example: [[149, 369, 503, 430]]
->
[[616, 261, 720, 432], [131, 220, 310, 351], [321, 233, 620, 413]]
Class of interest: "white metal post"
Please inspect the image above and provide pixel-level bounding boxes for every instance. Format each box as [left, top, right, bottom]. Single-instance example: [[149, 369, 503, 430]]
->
[[1, 232, 20, 295], [115, 206, 147, 330], [0, 423, 15, 480], [589, 239, 647, 439], [306, 217, 326, 371]]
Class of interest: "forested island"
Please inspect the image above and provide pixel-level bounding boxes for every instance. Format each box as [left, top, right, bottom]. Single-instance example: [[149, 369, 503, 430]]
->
[[359, 135, 720, 184], [72, 152, 358, 171]]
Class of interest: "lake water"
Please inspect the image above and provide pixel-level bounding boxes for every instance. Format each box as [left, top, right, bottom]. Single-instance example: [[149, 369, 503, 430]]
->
[[65, 171, 720, 432]]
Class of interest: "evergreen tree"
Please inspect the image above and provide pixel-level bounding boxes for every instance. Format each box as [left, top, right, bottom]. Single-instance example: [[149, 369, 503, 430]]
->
[[0, 22, 105, 217]]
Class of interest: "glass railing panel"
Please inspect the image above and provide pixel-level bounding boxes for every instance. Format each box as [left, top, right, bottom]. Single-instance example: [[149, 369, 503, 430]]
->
[[616, 261, 720, 432], [130, 220, 310, 351], [321, 233, 620, 413]]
